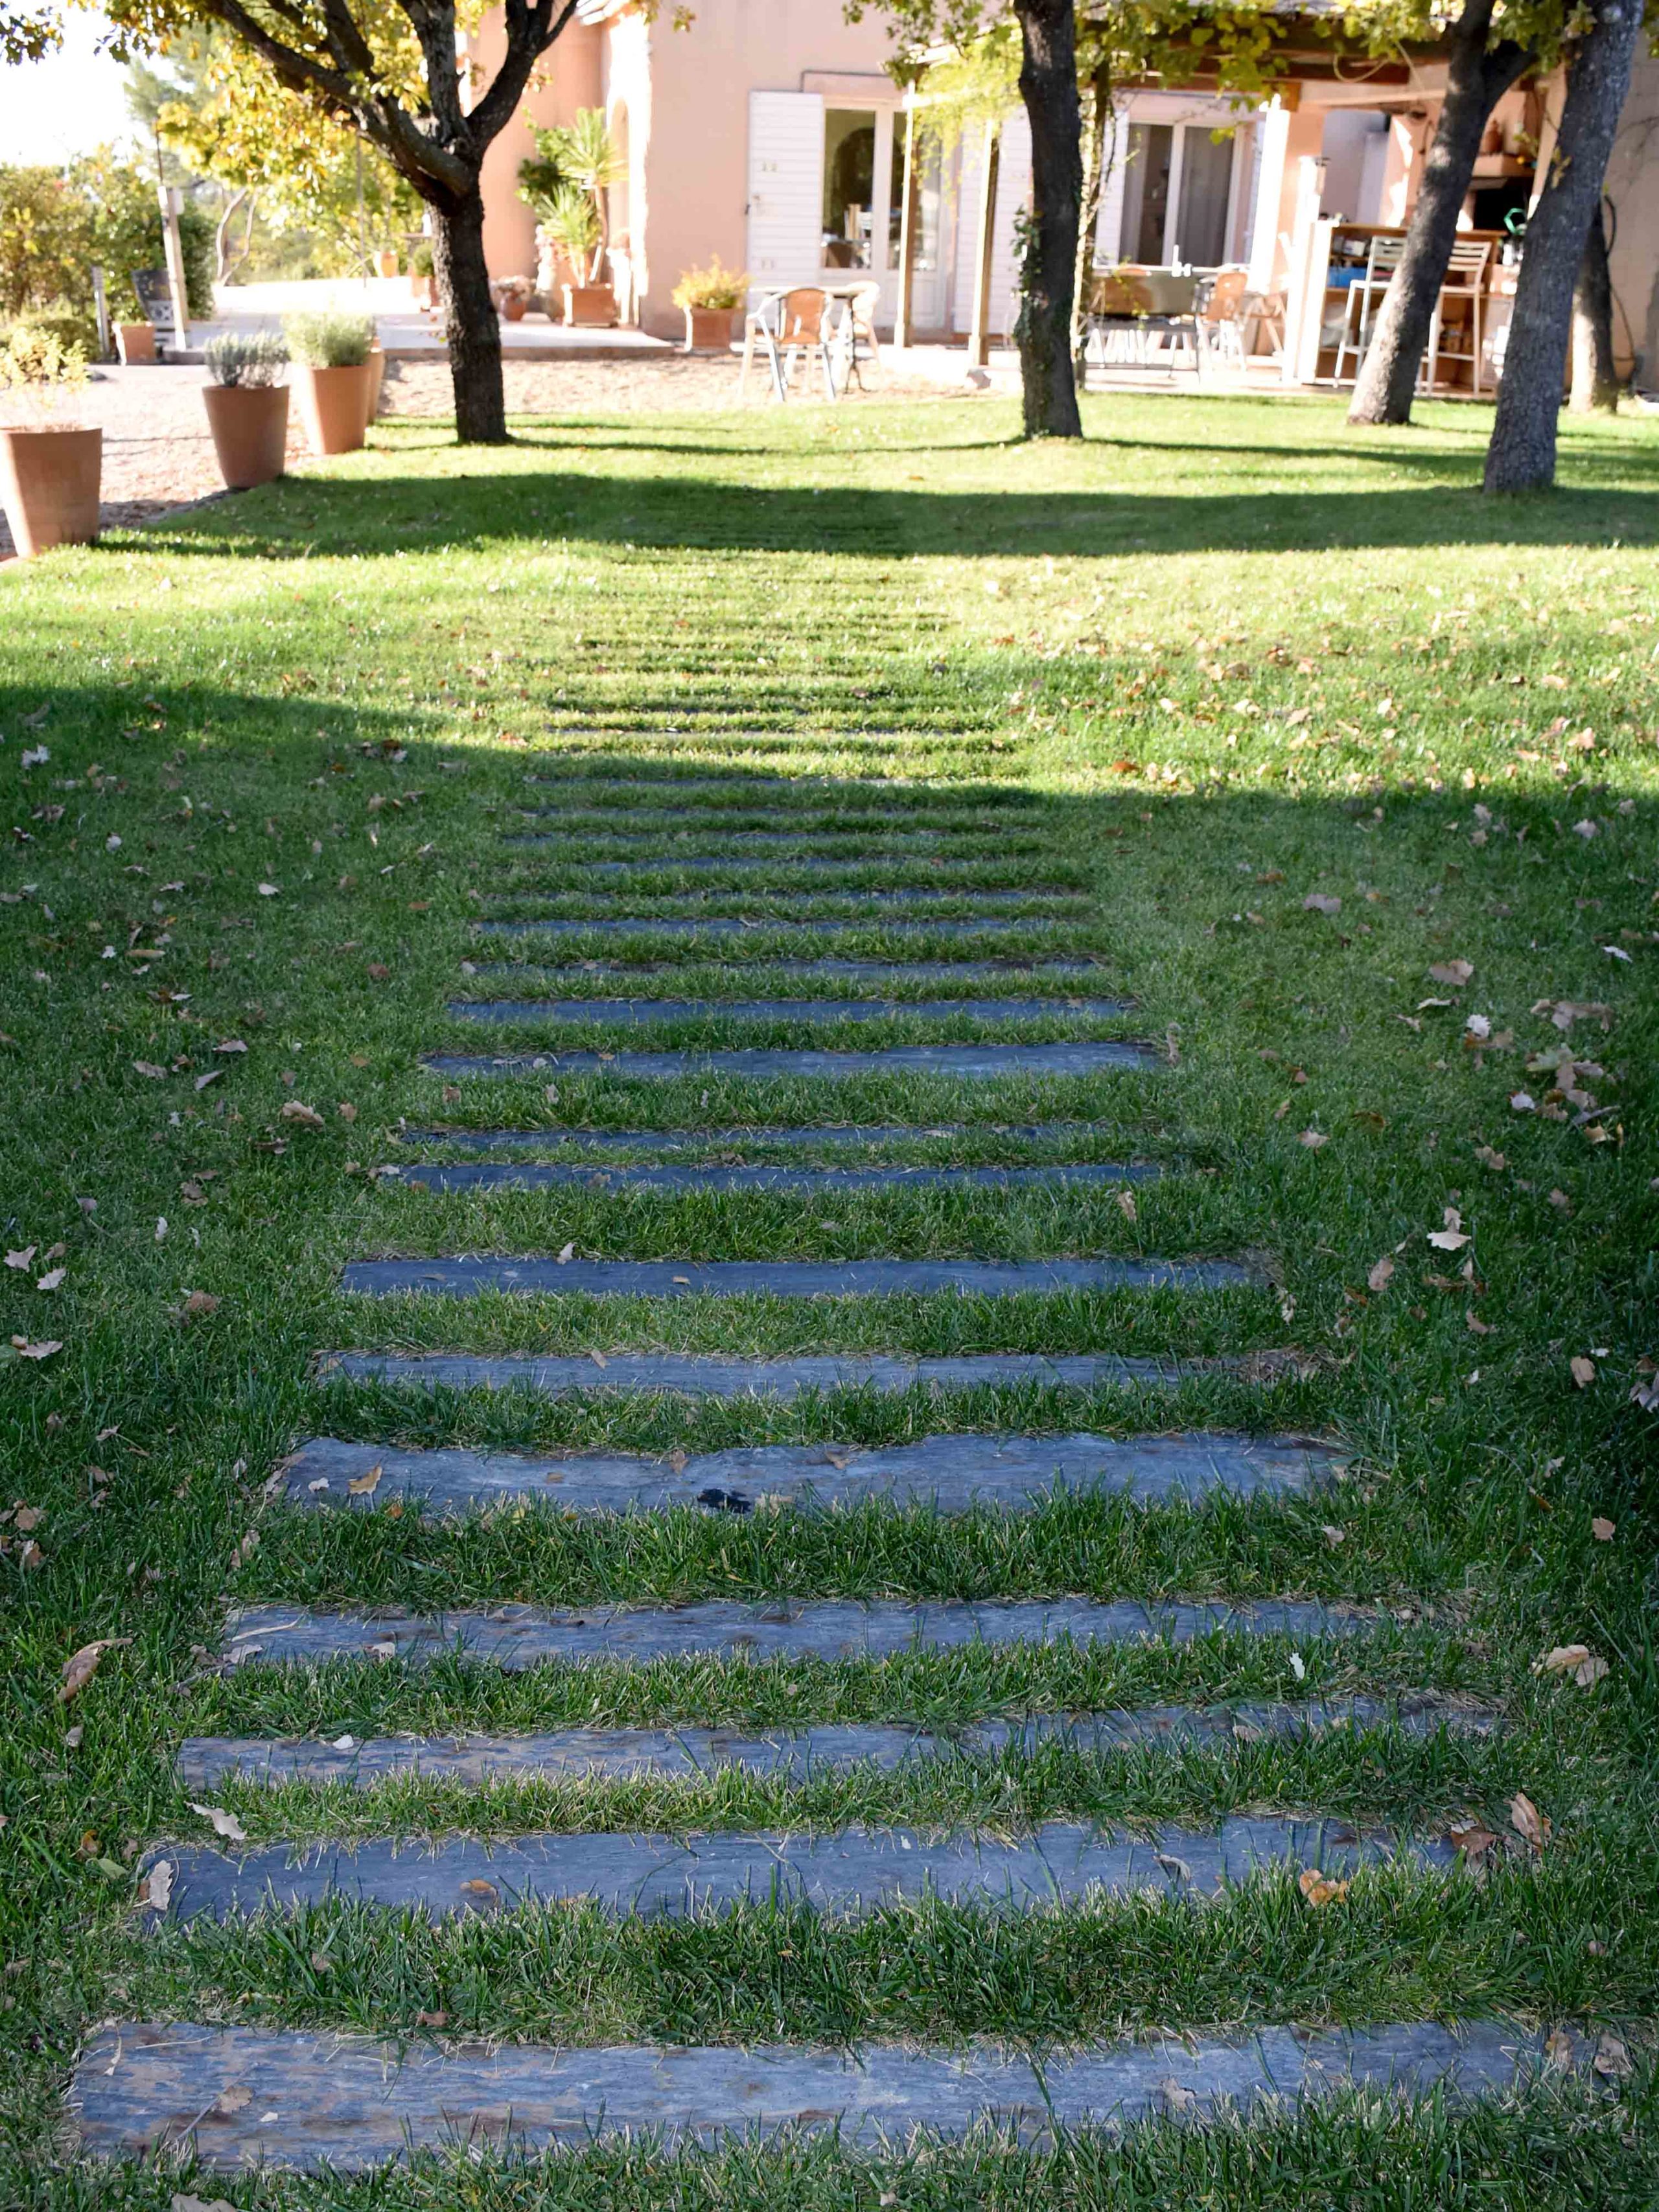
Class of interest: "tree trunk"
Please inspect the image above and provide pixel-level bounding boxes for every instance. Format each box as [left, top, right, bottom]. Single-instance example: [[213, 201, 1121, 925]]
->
[[433, 183, 506, 445], [1486, 0, 1643, 490], [1071, 59, 1113, 387], [1570, 200, 1619, 410], [1013, 0, 1084, 438], [1348, 0, 1528, 425]]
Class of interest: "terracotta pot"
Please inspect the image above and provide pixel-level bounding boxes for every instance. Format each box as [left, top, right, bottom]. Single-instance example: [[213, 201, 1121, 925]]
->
[[292, 362, 368, 456], [365, 343, 386, 426], [410, 273, 434, 307], [502, 293, 528, 322], [563, 283, 617, 327], [375, 249, 399, 278], [0, 425, 102, 557], [203, 383, 288, 491], [115, 322, 156, 365], [684, 305, 736, 353]]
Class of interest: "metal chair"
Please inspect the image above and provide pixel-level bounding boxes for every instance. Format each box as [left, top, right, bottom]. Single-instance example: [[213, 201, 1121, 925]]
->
[[747, 288, 839, 402], [1330, 235, 1406, 388], [831, 281, 881, 391], [1195, 266, 1251, 372]]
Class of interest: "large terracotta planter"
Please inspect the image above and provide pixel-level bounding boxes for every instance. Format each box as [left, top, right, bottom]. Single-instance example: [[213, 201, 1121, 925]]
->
[[365, 343, 386, 426], [115, 323, 156, 365], [683, 306, 736, 353], [203, 383, 288, 491], [410, 274, 435, 308], [501, 293, 528, 323], [0, 426, 102, 557], [292, 362, 368, 456], [563, 283, 616, 327], [375, 249, 399, 278]]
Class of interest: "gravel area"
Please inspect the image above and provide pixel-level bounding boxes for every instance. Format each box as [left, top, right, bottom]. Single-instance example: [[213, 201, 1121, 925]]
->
[[0, 353, 959, 557]]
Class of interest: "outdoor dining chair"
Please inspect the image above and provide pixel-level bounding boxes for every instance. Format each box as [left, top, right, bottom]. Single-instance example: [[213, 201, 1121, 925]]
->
[[741, 287, 842, 402], [830, 281, 882, 392], [1330, 234, 1406, 389], [1424, 236, 1493, 395]]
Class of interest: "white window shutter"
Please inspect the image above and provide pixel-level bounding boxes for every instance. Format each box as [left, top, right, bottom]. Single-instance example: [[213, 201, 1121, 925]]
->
[[747, 91, 826, 289], [1095, 104, 1127, 264], [987, 108, 1032, 340]]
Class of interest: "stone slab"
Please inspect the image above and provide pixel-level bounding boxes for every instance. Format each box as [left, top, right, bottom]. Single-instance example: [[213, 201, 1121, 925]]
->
[[69, 2019, 1574, 2169], [395, 1121, 1098, 1153], [220, 1596, 1365, 1672], [490, 892, 1082, 911], [139, 1817, 1453, 1928], [424, 1042, 1155, 1080], [384, 1162, 1160, 1194], [476, 920, 1067, 940], [448, 997, 1132, 1026], [315, 1351, 1208, 1397], [500, 856, 1040, 874], [276, 1429, 1340, 1516], [466, 962, 1109, 984], [338, 1257, 1253, 1300], [178, 1699, 1496, 1791]]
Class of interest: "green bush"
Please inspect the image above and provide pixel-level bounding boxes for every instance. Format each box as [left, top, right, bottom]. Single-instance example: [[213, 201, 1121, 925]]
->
[[281, 309, 372, 367], [3, 301, 100, 360], [0, 152, 216, 336], [205, 328, 287, 386]]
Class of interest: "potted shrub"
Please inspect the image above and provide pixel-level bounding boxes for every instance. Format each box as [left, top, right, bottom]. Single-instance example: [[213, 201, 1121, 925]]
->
[[520, 111, 620, 325], [0, 326, 99, 558], [496, 274, 535, 323], [202, 331, 289, 491], [545, 187, 614, 325], [375, 247, 400, 279], [673, 259, 747, 352], [409, 240, 435, 308], [282, 310, 373, 456], [115, 320, 156, 364]]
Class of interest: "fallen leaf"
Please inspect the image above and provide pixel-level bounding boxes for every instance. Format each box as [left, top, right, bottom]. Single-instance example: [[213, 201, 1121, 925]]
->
[[1303, 892, 1341, 915], [189, 1800, 248, 1843], [1450, 1819, 1498, 1867], [1298, 1128, 1329, 1149], [1297, 1867, 1351, 1907], [1428, 1207, 1470, 1252], [14, 1504, 43, 1531], [1569, 1355, 1597, 1388], [1474, 1147, 1506, 1169], [555, 1241, 575, 1263], [213, 2084, 252, 2116], [214, 1039, 248, 1055], [1509, 1791, 1549, 1849], [59, 1636, 130, 1701], [132, 1061, 166, 1080], [1367, 1256, 1395, 1292], [337, 1102, 357, 1122], [415, 2008, 449, 2028], [1115, 1189, 1137, 1222], [1428, 959, 1474, 986], [459, 1878, 499, 1900], [139, 1857, 174, 1912], [347, 1462, 384, 1496], [257, 882, 281, 897], [1534, 1644, 1609, 1688], [173, 2195, 238, 2212], [5, 1246, 35, 1270], [180, 1290, 220, 1320], [1159, 2075, 1198, 2115], [1592, 1516, 1616, 1542], [34, 1268, 63, 1291], [280, 1102, 325, 1130], [1593, 2032, 1632, 2080], [1544, 2027, 1576, 2072]]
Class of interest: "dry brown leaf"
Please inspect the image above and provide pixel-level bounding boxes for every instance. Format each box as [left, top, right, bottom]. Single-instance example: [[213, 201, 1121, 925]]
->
[[1299, 1129, 1329, 1149], [279, 1102, 325, 1130], [1428, 1207, 1470, 1252], [214, 1038, 248, 1055], [132, 1061, 166, 1080], [1428, 959, 1474, 986], [1303, 892, 1341, 915], [415, 2008, 450, 2028], [189, 1800, 249, 1843], [1534, 1643, 1609, 1688], [555, 1241, 575, 1263], [1592, 1516, 1616, 1542], [1115, 1189, 1137, 1222], [139, 1857, 174, 1913], [172, 2193, 239, 2212], [1593, 2032, 1633, 2080], [1297, 1868, 1351, 1907], [459, 1878, 499, 1900], [1367, 1256, 1395, 1292], [180, 1290, 220, 1321], [1509, 1791, 1549, 1849], [4, 1246, 34, 1270], [337, 1101, 357, 1122], [347, 1461, 384, 1497], [1570, 1356, 1597, 1388], [1543, 2028, 1576, 2073], [213, 2084, 252, 2115], [59, 1636, 130, 1703], [1450, 1819, 1498, 1868]]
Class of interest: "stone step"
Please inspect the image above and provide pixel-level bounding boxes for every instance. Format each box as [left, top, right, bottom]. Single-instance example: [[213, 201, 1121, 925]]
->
[[221, 1595, 1366, 1671], [522, 776, 1040, 804], [316, 1349, 1265, 1397], [383, 1161, 1161, 1195], [447, 996, 1133, 1027], [464, 960, 1111, 984], [138, 1818, 1454, 1928], [500, 852, 1049, 873], [477, 918, 1072, 940], [395, 1119, 1103, 1153], [505, 826, 1029, 846], [179, 1698, 1496, 1792], [76, 2018, 1575, 2168], [339, 1256, 1253, 1300], [487, 891, 1085, 911], [425, 1042, 1154, 1080], [276, 1430, 1340, 1515]]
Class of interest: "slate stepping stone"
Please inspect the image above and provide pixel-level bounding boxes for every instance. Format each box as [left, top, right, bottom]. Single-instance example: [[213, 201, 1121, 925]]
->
[[524, 777, 1040, 804], [395, 1119, 1101, 1154], [490, 890, 1084, 911], [315, 1349, 1239, 1397], [139, 1819, 1455, 1929], [275, 1430, 1340, 1515], [69, 2019, 1583, 2169], [447, 996, 1133, 1026], [424, 1042, 1153, 1080], [465, 961, 1109, 984], [501, 854, 1040, 872], [340, 1256, 1253, 1299], [220, 1595, 1366, 1671], [382, 1161, 1157, 1194], [478, 919, 1069, 939], [178, 1698, 1500, 1792]]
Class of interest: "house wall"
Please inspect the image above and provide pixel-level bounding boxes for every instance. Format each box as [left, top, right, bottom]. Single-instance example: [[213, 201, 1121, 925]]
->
[[1602, 41, 1659, 382], [474, 18, 603, 280]]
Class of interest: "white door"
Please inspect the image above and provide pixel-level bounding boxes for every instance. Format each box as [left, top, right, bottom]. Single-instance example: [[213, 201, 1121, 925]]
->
[[746, 89, 826, 293]]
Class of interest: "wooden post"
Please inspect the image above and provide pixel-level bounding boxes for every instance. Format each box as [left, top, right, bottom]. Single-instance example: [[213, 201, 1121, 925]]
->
[[894, 100, 919, 350], [969, 118, 1001, 366], [159, 185, 191, 351]]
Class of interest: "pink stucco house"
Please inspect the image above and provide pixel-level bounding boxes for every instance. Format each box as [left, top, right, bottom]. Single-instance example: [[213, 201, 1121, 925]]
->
[[469, 0, 1659, 384]]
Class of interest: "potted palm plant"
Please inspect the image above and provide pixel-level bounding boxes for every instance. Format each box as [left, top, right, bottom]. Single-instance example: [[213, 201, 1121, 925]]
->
[[202, 331, 289, 491], [282, 310, 373, 456], [409, 240, 435, 309], [0, 326, 99, 559], [673, 259, 748, 351], [520, 110, 621, 325]]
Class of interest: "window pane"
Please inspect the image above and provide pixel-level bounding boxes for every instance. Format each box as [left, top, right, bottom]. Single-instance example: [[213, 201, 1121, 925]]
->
[[1175, 126, 1234, 267], [1120, 122, 1174, 264], [824, 108, 877, 268], [888, 112, 942, 272]]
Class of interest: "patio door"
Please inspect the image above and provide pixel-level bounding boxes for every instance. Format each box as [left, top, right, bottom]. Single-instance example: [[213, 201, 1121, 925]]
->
[[1117, 117, 1240, 267]]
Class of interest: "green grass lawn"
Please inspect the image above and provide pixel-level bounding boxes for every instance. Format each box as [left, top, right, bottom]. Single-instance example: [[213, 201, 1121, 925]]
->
[[2, 387, 1656, 2206]]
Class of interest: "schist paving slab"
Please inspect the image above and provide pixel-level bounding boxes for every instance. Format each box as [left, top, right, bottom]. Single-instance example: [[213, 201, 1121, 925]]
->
[[447, 996, 1133, 1025], [384, 1161, 1159, 1194], [423, 1042, 1154, 1080], [393, 1120, 1104, 1152], [477, 919, 1073, 940], [464, 961, 1111, 984], [338, 1256, 1252, 1299], [177, 1698, 1499, 1791], [315, 1351, 1211, 1397], [69, 2019, 1579, 2169], [219, 1595, 1371, 1671], [489, 890, 1084, 911], [496, 856, 1051, 876], [275, 1430, 1341, 1516], [137, 1819, 1453, 1927]]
